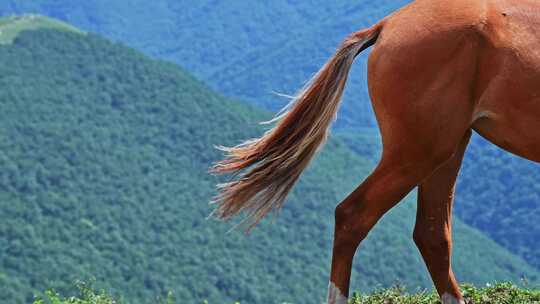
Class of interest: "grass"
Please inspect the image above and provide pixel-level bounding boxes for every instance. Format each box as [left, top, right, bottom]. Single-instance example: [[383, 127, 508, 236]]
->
[[349, 283, 540, 303], [0, 14, 83, 44], [32, 282, 540, 304]]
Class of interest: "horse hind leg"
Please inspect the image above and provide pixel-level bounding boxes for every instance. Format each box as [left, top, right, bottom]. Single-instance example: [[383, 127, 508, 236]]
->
[[327, 29, 477, 302], [327, 132, 471, 303], [413, 130, 471, 304]]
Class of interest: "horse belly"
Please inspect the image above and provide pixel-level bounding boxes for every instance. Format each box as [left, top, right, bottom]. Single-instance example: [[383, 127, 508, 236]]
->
[[472, 57, 540, 162], [472, 1, 540, 162], [472, 68, 540, 162], [473, 96, 540, 163]]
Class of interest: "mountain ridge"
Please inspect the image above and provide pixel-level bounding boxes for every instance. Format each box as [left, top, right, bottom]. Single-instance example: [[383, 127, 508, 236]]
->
[[0, 14, 82, 44]]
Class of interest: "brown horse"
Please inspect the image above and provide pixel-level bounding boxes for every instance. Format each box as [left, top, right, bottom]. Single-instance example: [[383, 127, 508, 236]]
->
[[211, 0, 540, 303]]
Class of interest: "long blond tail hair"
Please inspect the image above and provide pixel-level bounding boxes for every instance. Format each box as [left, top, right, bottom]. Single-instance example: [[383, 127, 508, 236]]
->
[[210, 24, 383, 229]]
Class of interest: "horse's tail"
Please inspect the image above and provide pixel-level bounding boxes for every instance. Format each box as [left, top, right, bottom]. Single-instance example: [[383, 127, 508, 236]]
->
[[210, 23, 384, 229]]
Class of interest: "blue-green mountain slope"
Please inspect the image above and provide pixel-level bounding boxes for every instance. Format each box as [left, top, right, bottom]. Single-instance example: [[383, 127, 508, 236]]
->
[[0, 21, 538, 303]]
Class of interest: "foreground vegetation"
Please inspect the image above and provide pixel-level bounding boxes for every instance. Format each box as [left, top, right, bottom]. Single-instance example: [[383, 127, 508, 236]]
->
[[33, 282, 540, 304]]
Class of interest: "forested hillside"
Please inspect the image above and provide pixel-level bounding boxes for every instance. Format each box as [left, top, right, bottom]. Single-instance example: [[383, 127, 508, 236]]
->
[[3, 4, 539, 270], [0, 22, 538, 303], [10, 0, 536, 274]]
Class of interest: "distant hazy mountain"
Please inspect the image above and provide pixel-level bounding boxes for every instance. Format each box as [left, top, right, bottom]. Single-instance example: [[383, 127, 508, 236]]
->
[[0, 1, 411, 128]]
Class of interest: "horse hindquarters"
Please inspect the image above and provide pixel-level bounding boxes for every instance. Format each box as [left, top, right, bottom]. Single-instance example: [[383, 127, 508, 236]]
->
[[328, 12, 482, 303]]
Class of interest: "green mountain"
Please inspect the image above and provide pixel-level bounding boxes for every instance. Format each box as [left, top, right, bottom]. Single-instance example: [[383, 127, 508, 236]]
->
[[1, 17, 539, 303], [5, 4, 540, 270]]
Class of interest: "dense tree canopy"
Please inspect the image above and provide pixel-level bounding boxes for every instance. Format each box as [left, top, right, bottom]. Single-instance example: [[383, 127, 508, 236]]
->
[[0, 26, 538, 303], [3, 4, 539, 271]]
